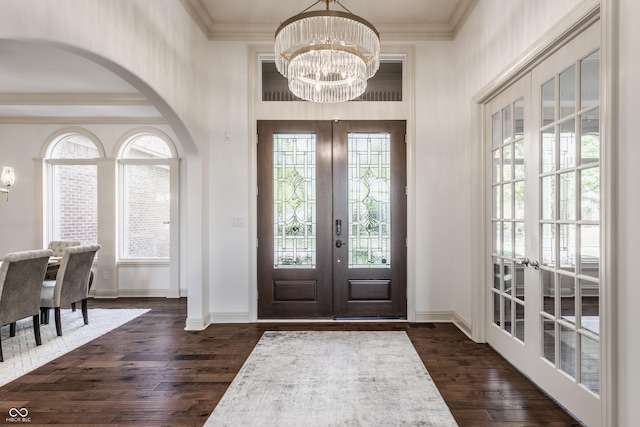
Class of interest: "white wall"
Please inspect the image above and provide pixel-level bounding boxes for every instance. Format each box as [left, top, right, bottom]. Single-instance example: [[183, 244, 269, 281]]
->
[[616, 0, 639, 424], [412, 42, 463, 320], [0, 0, 210, 324]]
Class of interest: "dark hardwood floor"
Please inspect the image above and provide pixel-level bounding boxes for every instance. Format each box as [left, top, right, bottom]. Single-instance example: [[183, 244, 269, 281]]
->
[[0, 298, 581, 426]]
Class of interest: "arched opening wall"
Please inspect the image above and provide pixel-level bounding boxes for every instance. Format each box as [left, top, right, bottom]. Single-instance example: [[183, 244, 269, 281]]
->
[[0, 0, 211, 329]]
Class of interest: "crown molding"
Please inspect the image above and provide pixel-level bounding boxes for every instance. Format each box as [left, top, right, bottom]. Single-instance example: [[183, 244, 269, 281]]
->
[[0, 93, 151, 106], [0, 116, 166, 125], [451, 0, 479, 38]]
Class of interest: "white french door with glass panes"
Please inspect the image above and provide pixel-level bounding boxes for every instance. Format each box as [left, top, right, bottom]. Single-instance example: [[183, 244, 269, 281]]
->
[[486, 22, 602, 427]]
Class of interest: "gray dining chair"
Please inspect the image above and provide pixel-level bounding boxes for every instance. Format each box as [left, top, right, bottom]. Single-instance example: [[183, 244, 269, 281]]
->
[[0, 249, 53, 362], [47, 241, 81, 257], [40, 244, 100, 336]]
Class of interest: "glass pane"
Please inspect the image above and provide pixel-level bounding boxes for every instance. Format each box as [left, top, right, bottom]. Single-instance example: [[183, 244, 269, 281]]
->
[[541, 128, 556, 173], [581, 108, 600, 164], [515, 302, 525, 341], [559, 274, 576, 320], [559, 171, 576, 221], [559, 65, 576, 119], [123, 135, 172, 159], [514, 222, 525, 259], [542, 223, 556, 268], [580, 225, 600, 278], [514, 139, 525, 179], [493, 257, 501, 290], [514, 98, 524, 139], [559, 224, 576, 272], [542, 271, 556, 316], [542, 78, 556, 126], [559, 119, 576, 169], [581, 167, 600, 220], [541, 176, 556, 220], [273, 133, 316, 268], [502, 104, 512, 144], [560, 324, 577, 378], [493, 292, 501, 326], [502, 183, 512, 219], [514, 259, 525, 301], [492, 185, 501, 218], [123, 164, 171, 258], [52, 165, 98, 245], [492, 149, 501, 184], [348, 133, 391, 268], [580, 279, 600, 333], [543, 316, 556, 364], [504, 296, 512, 333], [581, 334, 600, 394], [492, 112, 501, 148], [262, 60, 403, 102], [502, 222, 512, 257], [504, 261, 513, 295], [502, 145, 512, 181], [492, 221, 500, 254], [51, 134, 99, 159], [581, 50, 600, 111], [514, 181, 525, 219]]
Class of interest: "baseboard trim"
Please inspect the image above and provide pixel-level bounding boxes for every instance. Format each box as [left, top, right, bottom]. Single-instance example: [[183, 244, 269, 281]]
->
[[185, 316, 209, 331], [210, 312, 251, 323], [91, 289, 178, 298]]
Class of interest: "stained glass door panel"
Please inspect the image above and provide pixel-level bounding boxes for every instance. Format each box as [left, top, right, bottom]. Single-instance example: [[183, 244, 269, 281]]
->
[[257, 121, 333, 318], [332, 121, 407, 318]]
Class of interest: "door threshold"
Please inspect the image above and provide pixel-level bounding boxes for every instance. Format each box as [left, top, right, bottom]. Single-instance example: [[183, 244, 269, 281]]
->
[[257, 317, 408, 323]]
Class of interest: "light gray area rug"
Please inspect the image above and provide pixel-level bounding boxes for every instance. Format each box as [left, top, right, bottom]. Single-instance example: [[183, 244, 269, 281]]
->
[[0, 308, 149, 386], [205, 331, 458, 427]]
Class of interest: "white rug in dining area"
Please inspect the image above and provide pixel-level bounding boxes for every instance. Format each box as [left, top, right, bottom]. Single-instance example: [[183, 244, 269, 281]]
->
[[205, 331, 458, 427], [0, 308, 149, 386]]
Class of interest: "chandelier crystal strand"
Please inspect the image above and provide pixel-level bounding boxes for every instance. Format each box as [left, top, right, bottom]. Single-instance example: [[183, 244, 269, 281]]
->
[[274, 2, 380, 103]]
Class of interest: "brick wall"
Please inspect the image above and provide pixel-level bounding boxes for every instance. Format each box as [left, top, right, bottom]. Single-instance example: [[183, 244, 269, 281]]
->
[[51, 137, 171, 258]]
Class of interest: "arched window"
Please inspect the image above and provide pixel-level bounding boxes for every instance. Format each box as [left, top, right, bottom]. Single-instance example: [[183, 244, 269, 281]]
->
[[45, 132, 101, 246], [119, 133, 177, 259]]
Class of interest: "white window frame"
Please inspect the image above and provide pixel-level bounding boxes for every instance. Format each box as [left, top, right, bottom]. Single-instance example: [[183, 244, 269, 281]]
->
[[117, 131, 180, 265], [41, 129, 105, 249]]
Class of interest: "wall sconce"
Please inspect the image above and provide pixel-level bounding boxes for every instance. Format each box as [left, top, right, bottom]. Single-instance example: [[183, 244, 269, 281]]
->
[[1, 166, 15, 201]]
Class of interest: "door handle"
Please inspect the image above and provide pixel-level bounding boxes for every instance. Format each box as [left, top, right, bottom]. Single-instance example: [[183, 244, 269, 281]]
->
[[335, 239, 344, 248], [517, 258, 540, 270], [336, 219, 342, 236]]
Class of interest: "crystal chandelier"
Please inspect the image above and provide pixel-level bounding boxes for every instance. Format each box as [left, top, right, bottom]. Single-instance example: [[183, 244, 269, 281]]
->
[[274, 0, 380, 103]]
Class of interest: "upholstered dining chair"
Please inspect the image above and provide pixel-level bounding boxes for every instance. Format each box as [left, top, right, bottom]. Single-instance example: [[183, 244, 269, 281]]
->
[[47, 241, 81, 257], [0, 249, 54, 362], [40, 244, 100, 337]]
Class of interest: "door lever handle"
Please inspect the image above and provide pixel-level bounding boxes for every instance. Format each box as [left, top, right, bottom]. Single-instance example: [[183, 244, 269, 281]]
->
[[516, 258, 530, 266], [335, 239, 344, 248], [529, 260, 540, 270]]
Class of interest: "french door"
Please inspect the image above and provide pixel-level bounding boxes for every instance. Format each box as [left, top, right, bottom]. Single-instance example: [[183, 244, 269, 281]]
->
[[257, 120, 407, 319], [486, 22, 602, 426]]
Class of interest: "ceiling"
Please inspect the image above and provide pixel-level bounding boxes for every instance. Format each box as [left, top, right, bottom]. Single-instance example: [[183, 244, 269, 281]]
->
[[181, 0, 478, 41], [0, 0, 477, 124]]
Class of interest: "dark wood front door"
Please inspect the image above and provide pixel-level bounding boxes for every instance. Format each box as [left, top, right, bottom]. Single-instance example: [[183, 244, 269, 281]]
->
[[257, 120, 406, 319]]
